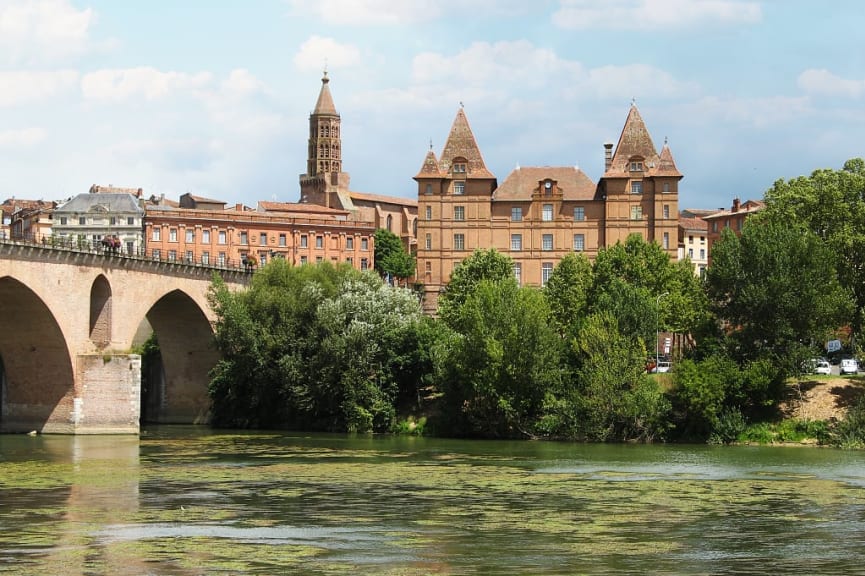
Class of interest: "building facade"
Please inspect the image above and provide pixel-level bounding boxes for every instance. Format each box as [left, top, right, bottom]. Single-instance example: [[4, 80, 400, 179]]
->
[[414, 104, 682, 312], [703, 198, 765, 264], [144, 202, 375, 271], [52, 186, 144, 253], [298, 72, 418, 252], [678, 215, 709, 277]]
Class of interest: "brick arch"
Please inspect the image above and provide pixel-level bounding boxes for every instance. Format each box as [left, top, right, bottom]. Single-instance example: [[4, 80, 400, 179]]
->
[[89, 274, 112, 349], [139, 288, 218, 423], [0, 276, 76, 433]]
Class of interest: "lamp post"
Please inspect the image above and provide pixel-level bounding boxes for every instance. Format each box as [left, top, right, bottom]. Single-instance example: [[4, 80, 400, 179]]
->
[[656, 292, 669, 371]]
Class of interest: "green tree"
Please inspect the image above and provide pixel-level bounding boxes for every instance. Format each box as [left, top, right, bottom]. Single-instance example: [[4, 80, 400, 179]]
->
[[435, 278, 563, 438], [374, 228, 415, 283], [706, 220, 854, 375], [544, 252, 593, 336], [762, 159, 865, 337], [437, 248, 514, 328]]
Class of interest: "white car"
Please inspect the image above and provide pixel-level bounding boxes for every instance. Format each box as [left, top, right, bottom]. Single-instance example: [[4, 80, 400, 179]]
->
[[814, 360, 832, 376], [840, 358, 859, 375]]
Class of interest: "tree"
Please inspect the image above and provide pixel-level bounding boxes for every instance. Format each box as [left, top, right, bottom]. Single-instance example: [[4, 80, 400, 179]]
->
[[544, 252, 593, 336], [706, 220, 854, 375], [762, 159, 865, 337], [374, 228, 415, 283], [437, 248, 514, 328], [435, 278, 563, 438]]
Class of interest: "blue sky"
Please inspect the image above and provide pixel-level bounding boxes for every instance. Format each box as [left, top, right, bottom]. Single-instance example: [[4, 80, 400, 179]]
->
[[1, 0, 863, 210]]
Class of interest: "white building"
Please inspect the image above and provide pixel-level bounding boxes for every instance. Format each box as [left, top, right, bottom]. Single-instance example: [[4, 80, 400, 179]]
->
[[52, 186, 145, 254]]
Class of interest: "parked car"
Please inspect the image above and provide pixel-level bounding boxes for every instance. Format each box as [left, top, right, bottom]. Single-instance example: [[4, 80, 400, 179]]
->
[[814, 360, 832, 376], [840, 358, 859, 375]]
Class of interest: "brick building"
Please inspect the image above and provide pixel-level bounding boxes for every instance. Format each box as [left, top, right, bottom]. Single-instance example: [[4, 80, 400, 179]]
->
[[703, 197, 765, 264], [414, 104, 682, 312]]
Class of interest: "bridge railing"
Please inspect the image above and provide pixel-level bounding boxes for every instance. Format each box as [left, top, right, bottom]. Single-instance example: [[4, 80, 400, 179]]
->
[[0, 232, 258, 273]]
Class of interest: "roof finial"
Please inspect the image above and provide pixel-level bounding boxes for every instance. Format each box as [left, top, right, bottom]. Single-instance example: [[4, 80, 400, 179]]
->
[[459, 100, 464, 109], [322, 60, 329, 83], [429, 138, 433, 151], [664, 135, 668, 145], [631, 96, 636, 107]]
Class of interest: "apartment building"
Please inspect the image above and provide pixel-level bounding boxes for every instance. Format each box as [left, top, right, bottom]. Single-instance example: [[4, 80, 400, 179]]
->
[[703, 197, 765, 264]]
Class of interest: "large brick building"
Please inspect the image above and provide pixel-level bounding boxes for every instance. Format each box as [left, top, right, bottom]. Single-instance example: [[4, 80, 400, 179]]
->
[[414, 104, 682, 312]]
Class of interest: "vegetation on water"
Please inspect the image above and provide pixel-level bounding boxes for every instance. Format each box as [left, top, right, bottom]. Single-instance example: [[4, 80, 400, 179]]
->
[[207, 159, 865, 446]]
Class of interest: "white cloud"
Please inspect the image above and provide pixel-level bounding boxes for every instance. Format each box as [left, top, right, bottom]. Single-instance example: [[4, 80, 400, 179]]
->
[[0, 127, 46, 148], [293, 36, 362, 72], [0, 69, 79, 106], [797, 69, 865, 99], [81, 67, 213, 102], [221, 69, 266, 99], [0, 0, 94, 63], [287, 0, 530, 25], [553, 0, 761, 30], [690, 95, 811, 128]]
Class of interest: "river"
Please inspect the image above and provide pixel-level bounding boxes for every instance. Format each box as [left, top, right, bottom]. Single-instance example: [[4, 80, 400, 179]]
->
[[1, 427, 864, 575]]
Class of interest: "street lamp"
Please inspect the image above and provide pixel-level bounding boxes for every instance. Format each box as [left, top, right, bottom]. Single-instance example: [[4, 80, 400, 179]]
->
[[656, 292, 669, 371]]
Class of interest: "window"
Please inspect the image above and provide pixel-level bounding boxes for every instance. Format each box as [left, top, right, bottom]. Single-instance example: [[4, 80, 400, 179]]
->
[[663, 205, 670, 219], [454, 233, 465, 251], [425, 233, 432, 250], [315, 235, 323, 248], [240, 231, 248, 245], [663, 232, 669, 249], [700, 236, 705, 244], [279, 234, 286, 247], [573, 234, 585, 251], [425, 261, 432, 273], [513, 262, 521, 286], [511, 207, 522, 221], [542, 234, 553, 251], [574, 207, 585, 221], [453, 162, 467, 173], [202, 251, 210, 265], [688, 248, 694, 258], [260, 233, 267, 245], [60, 216, 68, 225], [630, 205, 643, 220], [426, 206, 432, 220], [712, 221, 718, 232], [300, 255, 308, 264], [386, 214, 393, 231], [152, 249, 160, 260], [631, 181, 643, 194], [542, 204, 553, 221], [202, 230, 210, 244], [361, 237, 369, 250], [110, 216, 117, 226], [168, 250, 177, 262], [185, 250, 193, 263], [630, 161, 644, 172], [688, 235, 694, 243], [218, 231, 227, 244], [454, 206, 465, 221], [542, 263, 553, 286], [663, 182, 671, 193], [316, 256, 323, 263], [186, 229, 195, 243], [361, 258, 369, 270], [346, 257, 353, 265], [79, 216, 86, 225], [168, 228, 177, 242], [454, 182, 465, 195], [300, 235, 308, 248], [511, 234, 522, 251], [425, 183, 432, 195], [152, 227, 161, 241], [737, 218, 743, 230], [700, 248, 706, 260], [346, 236, 354, 250], [127, 217, 135, 225]]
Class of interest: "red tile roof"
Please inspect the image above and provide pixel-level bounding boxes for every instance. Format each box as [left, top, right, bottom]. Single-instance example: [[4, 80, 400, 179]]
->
[[258, 201, 349, 215], [349, 191, 418, 207], [494, 166, 597, 201]]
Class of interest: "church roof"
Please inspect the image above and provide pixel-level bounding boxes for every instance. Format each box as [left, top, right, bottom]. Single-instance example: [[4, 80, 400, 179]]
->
[[313, 71, 338, 116], [494, 166, 597, 201], [350, 191, 418, 208], [604, 104, 682, 179], [438, 108, 495, 179]]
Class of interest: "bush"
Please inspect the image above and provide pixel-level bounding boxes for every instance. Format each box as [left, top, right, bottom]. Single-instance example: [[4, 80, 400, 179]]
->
[[708, 406, 746, 445], [832, 397, 865, 449]]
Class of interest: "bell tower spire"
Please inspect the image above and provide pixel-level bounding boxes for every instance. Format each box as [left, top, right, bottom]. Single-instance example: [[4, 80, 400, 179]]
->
[[307, 69, 341, 177]]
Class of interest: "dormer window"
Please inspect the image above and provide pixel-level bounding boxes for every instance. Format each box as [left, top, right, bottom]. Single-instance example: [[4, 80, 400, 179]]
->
[[453, 162, 467, 174], [629, 159, 644, 172]]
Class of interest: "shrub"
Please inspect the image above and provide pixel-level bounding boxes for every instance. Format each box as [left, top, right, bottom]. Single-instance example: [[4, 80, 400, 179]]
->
[[708, 406, 746, 445]]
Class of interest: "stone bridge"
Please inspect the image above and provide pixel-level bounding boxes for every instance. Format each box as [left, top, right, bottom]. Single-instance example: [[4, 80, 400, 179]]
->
[[0, 241, 249, 434]]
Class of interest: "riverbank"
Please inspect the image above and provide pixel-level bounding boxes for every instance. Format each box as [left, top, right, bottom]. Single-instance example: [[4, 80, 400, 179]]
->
[[781, 376, 865, 421]]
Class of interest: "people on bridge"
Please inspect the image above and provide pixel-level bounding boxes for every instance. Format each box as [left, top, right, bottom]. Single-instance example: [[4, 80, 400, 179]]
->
[[101, 235, 121, 255], [242, 253, 258, 272]]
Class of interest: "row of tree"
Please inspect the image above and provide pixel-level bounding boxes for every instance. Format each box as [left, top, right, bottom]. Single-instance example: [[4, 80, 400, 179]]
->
[[207, 159, 865, 443]]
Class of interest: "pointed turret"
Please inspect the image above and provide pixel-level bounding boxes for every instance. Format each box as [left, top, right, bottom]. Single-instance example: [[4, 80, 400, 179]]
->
[[415, 148, 442, 178], [656, 138, 682, 177], [313, 70, 337, 115], [605, 103, 658, 176], [439, 107, 494, 178]]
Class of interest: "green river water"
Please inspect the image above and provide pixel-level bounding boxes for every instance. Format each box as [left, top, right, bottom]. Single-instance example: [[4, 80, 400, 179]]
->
[[1, 427, 864, 575]]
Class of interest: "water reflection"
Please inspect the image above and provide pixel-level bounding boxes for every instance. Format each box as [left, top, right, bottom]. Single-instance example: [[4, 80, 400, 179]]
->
[[1, 429, 865, 575]]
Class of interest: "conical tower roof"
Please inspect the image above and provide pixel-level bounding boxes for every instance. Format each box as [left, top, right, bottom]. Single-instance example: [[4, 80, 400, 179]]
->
[[605, 104, 659, 176], [439, 107, 494, 179], [415, 148, 442, 178], [313, 71, 337, 116], [656, 139, 682, 177]]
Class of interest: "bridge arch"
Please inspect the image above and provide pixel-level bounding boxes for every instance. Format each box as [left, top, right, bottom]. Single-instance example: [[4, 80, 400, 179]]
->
[[89, 274, 112, 349], [0, 276, 76, 433]]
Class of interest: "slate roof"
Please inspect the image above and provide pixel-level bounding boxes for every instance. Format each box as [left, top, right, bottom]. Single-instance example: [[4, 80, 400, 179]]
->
[[493, 166, 597, 201], [56, 193, 143, 214]]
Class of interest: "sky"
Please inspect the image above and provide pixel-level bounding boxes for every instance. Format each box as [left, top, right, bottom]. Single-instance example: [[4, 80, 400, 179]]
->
[[1, 0, 863, 211]]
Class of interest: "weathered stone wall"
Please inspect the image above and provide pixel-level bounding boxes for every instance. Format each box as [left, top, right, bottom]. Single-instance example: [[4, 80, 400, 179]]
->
[[75, 354, 141, 434]]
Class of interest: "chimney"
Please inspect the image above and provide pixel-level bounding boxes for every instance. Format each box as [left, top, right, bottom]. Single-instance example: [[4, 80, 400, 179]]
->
[[604, 143, 614, 171], [236, 203, 244, 212], [732, 198, 740, 213]]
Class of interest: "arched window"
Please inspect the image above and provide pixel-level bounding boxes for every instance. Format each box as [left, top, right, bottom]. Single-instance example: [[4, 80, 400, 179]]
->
[[386, 214, 393, 231]]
